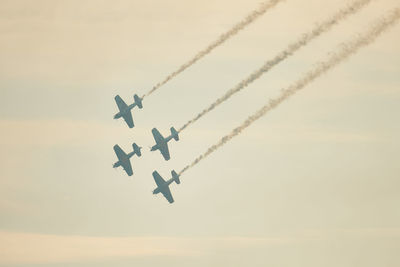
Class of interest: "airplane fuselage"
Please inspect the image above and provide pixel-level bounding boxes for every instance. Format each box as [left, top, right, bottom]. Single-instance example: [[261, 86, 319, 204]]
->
[[151, 135, 173, 151], [114, 104, 136, 119], [113, 155, 129, 169], [153, 179, 174, 195]]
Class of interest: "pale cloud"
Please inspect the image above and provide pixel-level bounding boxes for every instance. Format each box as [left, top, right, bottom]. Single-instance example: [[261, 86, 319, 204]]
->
[[1, 229, 399, 265], [0, 118, 381, 149], [0, 231, 293, 265], [0, 231, 192, 264], [0, 119, 145, 147]]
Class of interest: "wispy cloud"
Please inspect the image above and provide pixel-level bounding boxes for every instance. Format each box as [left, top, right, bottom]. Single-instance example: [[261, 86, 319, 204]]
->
[[0, 119, 147, 147], [0, 231, 292, 265], [0, 232, 189, 264], [1, 229, 399, 265]]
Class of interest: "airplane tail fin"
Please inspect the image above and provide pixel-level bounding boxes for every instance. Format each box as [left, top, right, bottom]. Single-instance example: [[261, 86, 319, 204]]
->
[[132, 143, 142, 157], [171, 170, 180, 184], [170, 127, 179, 141], [134, 94, 143, 109]]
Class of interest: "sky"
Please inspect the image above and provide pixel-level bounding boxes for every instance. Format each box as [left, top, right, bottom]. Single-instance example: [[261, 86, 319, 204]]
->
[[0, 0, 399, 266]]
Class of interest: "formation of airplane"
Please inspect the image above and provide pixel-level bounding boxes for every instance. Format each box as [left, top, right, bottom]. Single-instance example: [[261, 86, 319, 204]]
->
[[152, 170, 180, 203], [114, 94, 143, 128], [113, 143, 142, 176], [112, 94, 182, 203], [150, 127, 179, 160]]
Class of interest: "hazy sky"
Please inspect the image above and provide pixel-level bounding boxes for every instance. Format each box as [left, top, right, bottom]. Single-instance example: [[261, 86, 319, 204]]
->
[[0, 0, 399, 266]]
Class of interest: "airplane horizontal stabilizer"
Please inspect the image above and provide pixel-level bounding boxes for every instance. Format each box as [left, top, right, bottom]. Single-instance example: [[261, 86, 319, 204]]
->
[[170, 127, 179, 141], [132, 143, 142, 157], [171, 170, 180, 184], [134, 94, 143, 109]]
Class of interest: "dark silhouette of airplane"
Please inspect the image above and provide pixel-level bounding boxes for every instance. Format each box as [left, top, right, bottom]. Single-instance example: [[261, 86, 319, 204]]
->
[[114, 94, 143, 128], [152, 170, 180, 203], [150, 127, 179, 160], [113, 143, 142, 176]]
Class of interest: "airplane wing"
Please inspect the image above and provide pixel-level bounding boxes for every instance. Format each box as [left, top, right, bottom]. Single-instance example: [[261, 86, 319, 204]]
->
[[115, 95, 128, 111], [161, 186, 174, 203], [151, 128, 163, 142], [152, 128, 170, 160], [152, 171, 174, 203], [121, 159, 133, 176], [113, 145, 133, 176], [159, 142, 170, 160], [115, 95, 134, 128], [152, 171, 166, 187], [122, 112, 134, 128], [113, 145, 126, 160]]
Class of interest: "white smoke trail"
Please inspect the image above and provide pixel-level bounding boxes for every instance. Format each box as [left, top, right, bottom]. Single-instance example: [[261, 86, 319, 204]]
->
[[178, 0, 372, 132], [143, 0, 284, 98], [179, 7, 400, 175]]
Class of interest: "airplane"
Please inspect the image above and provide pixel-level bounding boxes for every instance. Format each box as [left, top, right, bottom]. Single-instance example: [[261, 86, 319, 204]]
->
[[152, 170, 180, 203], [114, 94, 143, 128], [150, 127, 179, 161], [113, 143, 142, 176]]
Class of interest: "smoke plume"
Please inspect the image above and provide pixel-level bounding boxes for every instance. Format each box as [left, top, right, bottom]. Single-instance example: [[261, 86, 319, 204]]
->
[[179, 8, 400, 175], [143, 0, 284, 98], [178, 0, 372, 132]]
